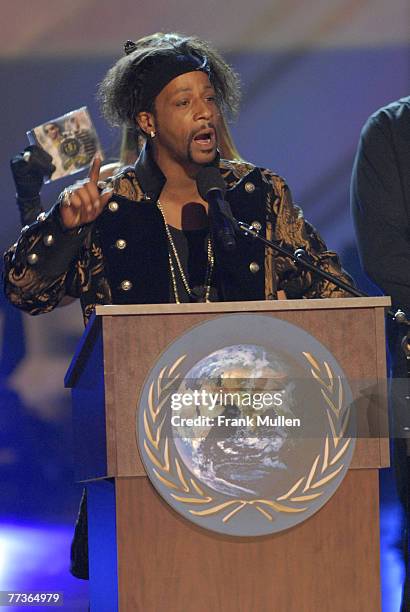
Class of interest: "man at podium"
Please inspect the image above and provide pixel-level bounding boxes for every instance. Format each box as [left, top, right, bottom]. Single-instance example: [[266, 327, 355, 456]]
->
[[3, 32, 353, 579]]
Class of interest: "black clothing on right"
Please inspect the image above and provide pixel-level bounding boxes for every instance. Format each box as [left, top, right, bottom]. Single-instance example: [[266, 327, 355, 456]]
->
[[351, 96, 410, 310]]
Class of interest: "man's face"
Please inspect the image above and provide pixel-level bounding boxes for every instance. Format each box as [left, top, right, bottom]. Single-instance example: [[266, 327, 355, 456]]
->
[[44, 124, 60, 141], [151, 71, 220, 167]]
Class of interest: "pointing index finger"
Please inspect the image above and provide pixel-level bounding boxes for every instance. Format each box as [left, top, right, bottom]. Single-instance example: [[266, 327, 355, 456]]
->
[[88, 155, 101, 184]]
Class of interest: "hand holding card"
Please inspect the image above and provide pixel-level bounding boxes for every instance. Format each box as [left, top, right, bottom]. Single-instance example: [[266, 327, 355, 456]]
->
[[10, 145, 56, 199]]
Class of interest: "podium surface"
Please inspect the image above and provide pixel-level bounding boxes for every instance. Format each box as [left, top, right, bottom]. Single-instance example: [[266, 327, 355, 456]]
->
[[66, 297, 390, 612]]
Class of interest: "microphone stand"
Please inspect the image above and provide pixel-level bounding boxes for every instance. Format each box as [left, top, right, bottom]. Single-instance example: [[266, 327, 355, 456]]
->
[[232, 218, 409, 325], [236, 221, 363, 297]]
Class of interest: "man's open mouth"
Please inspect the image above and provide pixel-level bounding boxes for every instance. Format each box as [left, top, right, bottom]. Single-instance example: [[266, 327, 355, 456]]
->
[[193, 129, 215, 147]]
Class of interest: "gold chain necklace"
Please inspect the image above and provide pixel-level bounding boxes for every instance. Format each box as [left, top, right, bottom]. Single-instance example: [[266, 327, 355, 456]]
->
[[157, 200, 214, 303]]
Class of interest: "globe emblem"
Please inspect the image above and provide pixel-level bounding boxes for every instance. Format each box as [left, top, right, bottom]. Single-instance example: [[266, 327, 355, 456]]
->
[[137, 314, 355, 536], [172, 344, 300, 498]]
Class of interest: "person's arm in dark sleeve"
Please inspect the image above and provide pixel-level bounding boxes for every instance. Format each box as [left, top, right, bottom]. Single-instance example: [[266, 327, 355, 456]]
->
[[351, 114, 410, 307], [3, 197, 93, 315], [4, 156, 114, 316], [266, 172, 354, 298]]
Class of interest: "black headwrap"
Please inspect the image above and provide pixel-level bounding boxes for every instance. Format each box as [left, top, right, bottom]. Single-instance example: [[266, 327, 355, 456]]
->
[[123, 40, 211, 111]]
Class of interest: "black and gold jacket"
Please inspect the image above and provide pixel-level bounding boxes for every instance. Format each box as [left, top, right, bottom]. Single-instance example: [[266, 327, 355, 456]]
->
[[4, 145, 353, 324]]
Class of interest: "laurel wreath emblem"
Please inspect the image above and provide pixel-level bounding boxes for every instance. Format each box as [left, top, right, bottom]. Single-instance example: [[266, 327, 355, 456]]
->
[[142, 351, 352, 524]]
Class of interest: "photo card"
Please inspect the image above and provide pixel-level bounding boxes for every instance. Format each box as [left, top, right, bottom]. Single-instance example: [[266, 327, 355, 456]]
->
[[27, 106, 104, 183]]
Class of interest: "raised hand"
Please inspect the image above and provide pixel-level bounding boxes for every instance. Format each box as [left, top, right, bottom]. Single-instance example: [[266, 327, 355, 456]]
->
[[59, 155, 113, 229]]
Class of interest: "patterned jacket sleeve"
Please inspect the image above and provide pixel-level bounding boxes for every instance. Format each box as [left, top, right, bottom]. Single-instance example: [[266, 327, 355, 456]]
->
[[266, 171, 354, 298], [3, 200, 93, 315]]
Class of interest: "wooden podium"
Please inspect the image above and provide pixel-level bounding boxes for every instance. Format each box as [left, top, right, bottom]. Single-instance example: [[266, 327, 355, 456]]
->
[[65, 297, 390, 612]]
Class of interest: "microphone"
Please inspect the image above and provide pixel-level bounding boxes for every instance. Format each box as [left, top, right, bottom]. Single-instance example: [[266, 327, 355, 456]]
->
[[196, 166, 237, 252]]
